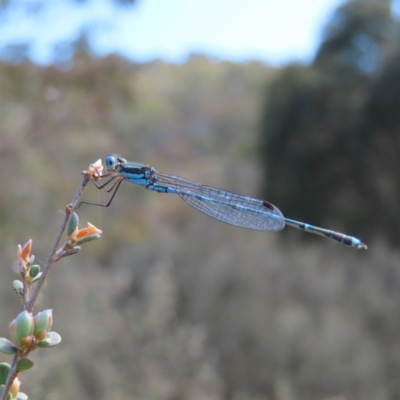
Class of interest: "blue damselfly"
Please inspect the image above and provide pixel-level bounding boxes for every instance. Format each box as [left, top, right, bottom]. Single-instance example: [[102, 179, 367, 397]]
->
[[82, 155, 367, 249]]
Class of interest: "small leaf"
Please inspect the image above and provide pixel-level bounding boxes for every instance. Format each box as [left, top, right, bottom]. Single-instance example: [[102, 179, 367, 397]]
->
[[16, 358, 34, 372], [0, 338, 17, 355], [12, 281, 24, 299], [45, 332, 62, 346], [67, 213, 79, 237], [0, 363, 11, 385], [29, 265, 40, 279], [38, 332, 61, 348], [76, 234, 101, 246], [16, 392, 28, 400], [30, 272, 42, 284]]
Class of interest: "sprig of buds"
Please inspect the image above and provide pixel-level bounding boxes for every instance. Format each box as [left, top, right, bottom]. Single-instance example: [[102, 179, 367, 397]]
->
[[0, 244, 61, 399], [0, 159, 104, 400]]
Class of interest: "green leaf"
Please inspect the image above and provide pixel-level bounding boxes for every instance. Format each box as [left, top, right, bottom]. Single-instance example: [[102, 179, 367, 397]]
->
[[67, 212, 79, 237], [16, 393, 28, 400], [0, 363, 11, 385], [38, 332, 61, 348], [16, 358, 34, 372], [29, 265, 40, 279], [30, 272, 42, 284], [0, 338, 17, 355], [76, 234, 101, 246]]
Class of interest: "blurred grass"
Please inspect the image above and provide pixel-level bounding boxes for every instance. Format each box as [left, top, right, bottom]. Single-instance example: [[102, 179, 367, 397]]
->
[[0, 53, 397, 400]]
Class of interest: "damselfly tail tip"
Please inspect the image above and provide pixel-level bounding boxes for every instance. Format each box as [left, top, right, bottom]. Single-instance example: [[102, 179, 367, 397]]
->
[[356, 242, 368, 250]]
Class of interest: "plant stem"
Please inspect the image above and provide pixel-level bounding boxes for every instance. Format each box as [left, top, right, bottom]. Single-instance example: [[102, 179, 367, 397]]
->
[[0, 354, 18, 400], [25, 174, 91, 312], [1, 173, 93, 400]]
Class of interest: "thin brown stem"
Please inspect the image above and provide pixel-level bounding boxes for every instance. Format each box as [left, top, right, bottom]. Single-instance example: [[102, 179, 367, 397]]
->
[[22, 273, 30, 306], [0, 354, 18, 400], [1, 173, 94, 400], [25, 174, 91, 312]]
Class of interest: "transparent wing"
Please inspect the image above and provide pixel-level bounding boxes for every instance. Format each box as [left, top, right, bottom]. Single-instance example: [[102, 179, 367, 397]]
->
[[155, 172, 285, 231]]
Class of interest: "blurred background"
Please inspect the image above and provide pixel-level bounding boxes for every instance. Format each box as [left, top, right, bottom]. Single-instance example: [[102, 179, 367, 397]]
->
[[0, 0, 399, 399]]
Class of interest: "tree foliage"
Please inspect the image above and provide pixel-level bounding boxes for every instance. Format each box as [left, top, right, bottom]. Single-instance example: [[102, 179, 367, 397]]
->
[[260, 0, 400, 245], [315, 0, 395, 73]]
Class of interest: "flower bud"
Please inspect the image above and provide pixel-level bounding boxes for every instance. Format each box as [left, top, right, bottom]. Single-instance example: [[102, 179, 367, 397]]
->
[[17, 240, 32, 264], [70, 222, 102, 246], [34, 310, 53, 340], [9, 377, 20, 398], [12, 311, 34, 349], [87, 159, 104, 179]]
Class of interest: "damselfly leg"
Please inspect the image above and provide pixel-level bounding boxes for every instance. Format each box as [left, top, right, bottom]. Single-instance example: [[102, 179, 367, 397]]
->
[[78, 175, 124, 208]]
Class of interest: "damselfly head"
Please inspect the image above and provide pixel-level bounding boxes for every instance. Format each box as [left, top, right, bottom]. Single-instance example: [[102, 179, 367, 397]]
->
[[105, 155, 128, 171]]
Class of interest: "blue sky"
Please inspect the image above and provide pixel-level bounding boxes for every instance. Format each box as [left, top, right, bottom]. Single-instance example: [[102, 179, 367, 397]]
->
[[0, 0, 344, 64]]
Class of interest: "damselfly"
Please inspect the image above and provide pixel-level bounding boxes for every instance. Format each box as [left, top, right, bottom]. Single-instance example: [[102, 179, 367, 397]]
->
[[81, 155, 367, 249]]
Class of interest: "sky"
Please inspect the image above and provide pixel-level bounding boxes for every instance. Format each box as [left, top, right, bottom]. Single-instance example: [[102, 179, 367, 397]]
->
[[0, 0, 344, 65]]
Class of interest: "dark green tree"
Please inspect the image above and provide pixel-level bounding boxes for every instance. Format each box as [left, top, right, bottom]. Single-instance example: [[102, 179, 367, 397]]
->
[[260, 0, 398, 245], [350, 50, 400, 244], [315, 0, 395, 73]]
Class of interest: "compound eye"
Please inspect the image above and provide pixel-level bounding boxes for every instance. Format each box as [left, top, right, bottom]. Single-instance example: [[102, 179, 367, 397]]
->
[[105, 156, 116, 170]]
